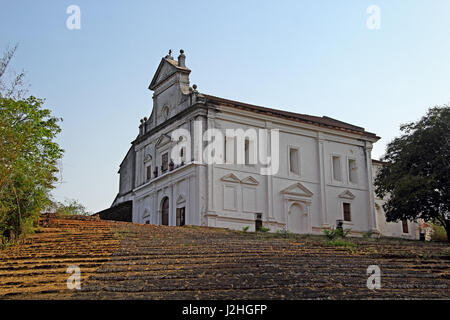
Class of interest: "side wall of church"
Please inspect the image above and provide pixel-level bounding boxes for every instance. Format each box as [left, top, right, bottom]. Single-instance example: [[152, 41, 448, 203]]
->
[[206, 107, 376, 235]]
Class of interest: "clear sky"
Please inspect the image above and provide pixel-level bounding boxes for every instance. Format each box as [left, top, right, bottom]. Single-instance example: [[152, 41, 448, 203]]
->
[[1, 0, 449, 213]]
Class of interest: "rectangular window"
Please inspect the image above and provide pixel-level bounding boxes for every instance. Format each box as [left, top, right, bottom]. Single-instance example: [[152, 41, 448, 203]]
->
[[402, 219, 409, 233], [240, 136, 256, 165], [289, 148, 300, 175], [332, 156, 342, 181], [146, 165, 152, 181], [225, 137, 235, 164], [179, 147, 186, 165], [244, 139, 250, 165], [343, 203, 351, 222], [348, 159, 358, 184], [161, 153, 168, 172]]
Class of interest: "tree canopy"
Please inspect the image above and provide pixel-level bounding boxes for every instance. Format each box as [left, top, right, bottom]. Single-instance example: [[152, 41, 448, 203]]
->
[[374, 105, 450, 241], [0, 46, 64, 245], [0, 96, 64, 244]]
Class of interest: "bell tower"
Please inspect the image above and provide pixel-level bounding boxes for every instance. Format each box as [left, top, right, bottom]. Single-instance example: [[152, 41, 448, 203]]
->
[[148, 49, 191, 127]]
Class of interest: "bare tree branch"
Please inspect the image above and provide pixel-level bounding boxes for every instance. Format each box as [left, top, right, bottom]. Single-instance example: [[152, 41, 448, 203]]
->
[[0, 44, 29, 99], [0, 44, 18, 79]]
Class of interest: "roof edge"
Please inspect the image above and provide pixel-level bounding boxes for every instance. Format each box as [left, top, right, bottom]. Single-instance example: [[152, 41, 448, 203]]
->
[[203, 94, 380, 140]]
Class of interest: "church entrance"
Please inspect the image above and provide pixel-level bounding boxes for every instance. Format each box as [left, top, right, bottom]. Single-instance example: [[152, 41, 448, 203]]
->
[[161, 197, 169, 226]]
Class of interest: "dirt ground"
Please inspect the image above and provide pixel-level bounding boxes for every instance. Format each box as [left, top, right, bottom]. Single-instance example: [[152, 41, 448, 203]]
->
[[0, 216, 449, 299]]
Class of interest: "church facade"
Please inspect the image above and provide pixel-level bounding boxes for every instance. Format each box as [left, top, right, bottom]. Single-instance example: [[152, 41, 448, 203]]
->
[[112, 50, 419, 239]]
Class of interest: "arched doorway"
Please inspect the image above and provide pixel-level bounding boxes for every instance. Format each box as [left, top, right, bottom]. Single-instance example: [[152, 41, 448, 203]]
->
[[161, 197, 169, 226], [287, 202, 308, 234]]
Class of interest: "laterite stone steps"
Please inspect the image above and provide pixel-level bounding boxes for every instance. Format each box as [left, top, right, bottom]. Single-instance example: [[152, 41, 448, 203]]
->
[[0, 217, 121, 298], [0, 216, 448, 299]]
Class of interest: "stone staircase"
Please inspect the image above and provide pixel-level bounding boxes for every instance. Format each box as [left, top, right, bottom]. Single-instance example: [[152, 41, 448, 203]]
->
[[0, 217, 120, 298], [0, 216, 448, 299]]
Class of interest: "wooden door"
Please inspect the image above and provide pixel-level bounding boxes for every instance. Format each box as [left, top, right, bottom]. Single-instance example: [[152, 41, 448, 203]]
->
[[176, 207, 185, 226], [161, 197, 169, 226]]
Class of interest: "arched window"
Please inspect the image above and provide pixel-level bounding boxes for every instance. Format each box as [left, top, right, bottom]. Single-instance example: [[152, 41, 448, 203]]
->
[[161, 197, 169, 226]]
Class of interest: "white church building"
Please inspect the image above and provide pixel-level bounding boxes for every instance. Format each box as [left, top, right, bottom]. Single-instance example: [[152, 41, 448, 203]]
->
[[111, 50, 419, 239]]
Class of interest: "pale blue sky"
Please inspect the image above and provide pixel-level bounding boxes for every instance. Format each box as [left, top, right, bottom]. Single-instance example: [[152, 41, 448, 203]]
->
[[1, 0, 449, 212]]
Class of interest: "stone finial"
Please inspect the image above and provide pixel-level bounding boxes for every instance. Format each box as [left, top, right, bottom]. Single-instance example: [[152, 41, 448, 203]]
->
[[165, 49, 174, 60], [139, 119, 144, 136], [178, 49, 186, 67]]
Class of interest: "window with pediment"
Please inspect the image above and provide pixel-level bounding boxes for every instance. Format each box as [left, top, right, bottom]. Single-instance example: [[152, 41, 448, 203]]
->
[[343, 202, 351, 222]]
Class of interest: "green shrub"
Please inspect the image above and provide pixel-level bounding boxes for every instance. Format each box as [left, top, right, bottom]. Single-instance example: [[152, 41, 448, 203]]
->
[[336, 227, 351, 238], [362, 231, 374, 239], [259, 226, 270, 233], [327, 239, 357, 248], [276, 229, 293, 238], [322, 227, 351, 240], [431, 223, 447, 242], [322, 228, 337, 240], [242, 226, 249, 232]]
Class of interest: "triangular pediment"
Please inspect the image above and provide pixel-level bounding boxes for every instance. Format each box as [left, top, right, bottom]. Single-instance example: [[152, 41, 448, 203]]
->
[[338, 190, 355, 200], [220, 173, 241, 183], [155, 134, 172, 148], [280, 182, 313, 197], [149, 59, 178, 90], [241, 176, 259, 185], [149, 57, 190, 90], [144, 154, 152, 163], [176, 194, 186, 204]]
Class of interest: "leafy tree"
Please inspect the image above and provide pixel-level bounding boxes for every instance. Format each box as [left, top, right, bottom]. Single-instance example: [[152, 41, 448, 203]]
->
[[374, 105, 450, 242], [0, 46, 63, 245]]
